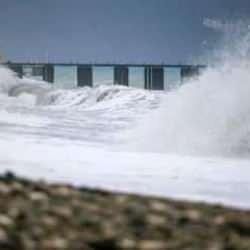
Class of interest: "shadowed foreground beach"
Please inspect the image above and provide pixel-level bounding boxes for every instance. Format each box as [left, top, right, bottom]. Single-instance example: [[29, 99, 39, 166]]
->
[[0, 172, 250, 250]]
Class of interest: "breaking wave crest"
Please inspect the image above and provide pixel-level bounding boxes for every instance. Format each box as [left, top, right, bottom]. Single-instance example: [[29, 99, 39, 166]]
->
[[39, 85, 158, 111], [127, 22, 250, 157], [0, 66, 19, 94], [0, 66, 157, 111], [127, 62, 250, 157]]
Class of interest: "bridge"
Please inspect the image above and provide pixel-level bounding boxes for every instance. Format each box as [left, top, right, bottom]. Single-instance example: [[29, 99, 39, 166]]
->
[[5, 62, 205, 90]]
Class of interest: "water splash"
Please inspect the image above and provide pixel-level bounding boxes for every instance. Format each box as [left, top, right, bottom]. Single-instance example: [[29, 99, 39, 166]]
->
[[0, 66, 19, 94], [127, 20, 250, 157]]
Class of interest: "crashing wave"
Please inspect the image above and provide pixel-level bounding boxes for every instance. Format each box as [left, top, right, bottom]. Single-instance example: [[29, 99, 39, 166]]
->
[[2, 22, 250, 159], [123, 21, 250, 157], [0, 66, 19, 94], [127, 63, 250, 157], [0, 66, 51, 104], [39, 85, 159, 111]]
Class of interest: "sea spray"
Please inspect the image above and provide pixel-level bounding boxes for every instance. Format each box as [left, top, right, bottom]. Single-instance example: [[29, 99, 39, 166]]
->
[[0, 65, 51, 105], [125, 21, 250, 157], [0, 66, 19, 94]]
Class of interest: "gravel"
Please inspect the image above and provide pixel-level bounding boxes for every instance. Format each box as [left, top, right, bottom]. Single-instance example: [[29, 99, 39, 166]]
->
[[0, 171, 250, 250]]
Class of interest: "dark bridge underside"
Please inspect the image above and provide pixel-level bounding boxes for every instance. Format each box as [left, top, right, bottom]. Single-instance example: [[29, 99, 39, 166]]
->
[[5, 62, 205, 90]]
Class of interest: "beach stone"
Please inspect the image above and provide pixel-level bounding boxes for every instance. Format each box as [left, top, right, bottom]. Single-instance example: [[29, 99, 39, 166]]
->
[[8, 207, 21, 218], [150, 201, 168, 212], [102, 222, 118, 238], [29, 191, 48, 202], [214, 215, 226, 226], [41, 237, 69, 249], [147, 214, 166, 227], [40, 215, 58, 228], [186, 209, 201, 221], [119, 238, 136, 249], [53, 186, 72, 197], [0, 228, 8, 242], [0, 183, 11, 195], [31, 225, 44, 238], [137, 240, 167, 249], [0, 215, 13, 228], [115, 195, 128, 205], [20, 234, 36, 250], [51, 206, 72, 219], [10, 182, 24, 194]]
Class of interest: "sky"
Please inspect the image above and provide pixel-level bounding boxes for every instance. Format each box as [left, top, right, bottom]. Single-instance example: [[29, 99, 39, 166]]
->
[[0, 0, 250, 64]]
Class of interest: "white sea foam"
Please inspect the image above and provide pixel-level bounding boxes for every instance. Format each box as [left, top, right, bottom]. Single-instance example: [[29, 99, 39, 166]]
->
[[1, 52, 250, 158], [0, 20, 250, 208], [40, 85, 158, 112], [127, 63, 250, 157], [0, 66, 19, 93], [126, 21, 250, 157]]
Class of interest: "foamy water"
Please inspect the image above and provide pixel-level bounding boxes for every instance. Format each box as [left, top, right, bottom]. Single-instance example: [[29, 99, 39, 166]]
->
[[0, 21, 250, 208], [127, 21, 250, 158], [128, 62, 250, 157]]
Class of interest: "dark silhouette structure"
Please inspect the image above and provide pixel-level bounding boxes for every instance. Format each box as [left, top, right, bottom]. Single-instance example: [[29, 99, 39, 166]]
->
[[5, 62, 205, 90]]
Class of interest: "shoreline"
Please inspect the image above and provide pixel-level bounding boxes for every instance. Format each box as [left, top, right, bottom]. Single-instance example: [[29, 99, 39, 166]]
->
[[0, 172, 250, 249]]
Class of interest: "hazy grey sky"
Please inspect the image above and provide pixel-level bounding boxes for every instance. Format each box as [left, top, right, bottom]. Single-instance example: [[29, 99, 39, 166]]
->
[[0, 0, 250, 63]]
